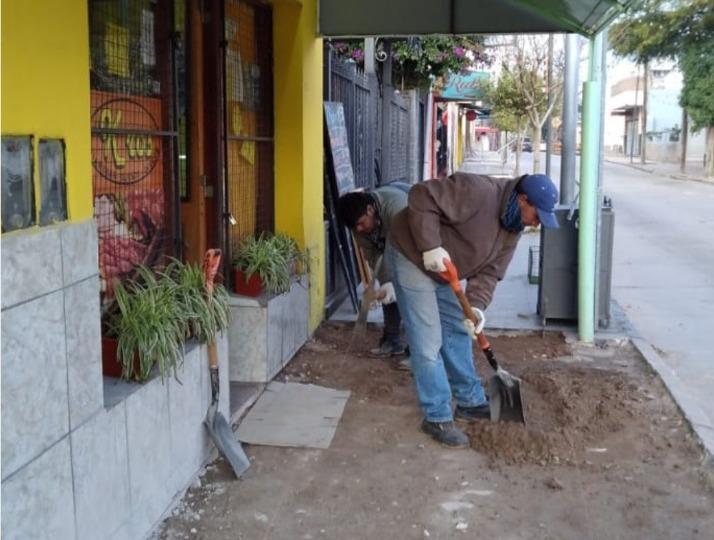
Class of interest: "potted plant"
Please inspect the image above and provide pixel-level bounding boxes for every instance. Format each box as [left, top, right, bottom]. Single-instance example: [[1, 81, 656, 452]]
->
[[103, 266, 184, 382], [163, 258, 231, 344], [271, 233, 308, 276], [232, 233, 291, 296]]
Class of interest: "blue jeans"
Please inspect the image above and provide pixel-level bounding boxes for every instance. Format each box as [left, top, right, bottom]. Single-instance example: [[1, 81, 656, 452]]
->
[[386, 242, 487, 422]]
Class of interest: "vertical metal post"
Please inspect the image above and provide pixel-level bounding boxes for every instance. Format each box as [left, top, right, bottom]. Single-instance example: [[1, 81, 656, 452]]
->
[[641, 60, 648, 165], [560, 33, 579, 205], [578, 32, 605, 343], [631, 65, 639, 163], [595, 27, 608, 328], [545, 34, 554, 177], [364, 38, 375, 75]]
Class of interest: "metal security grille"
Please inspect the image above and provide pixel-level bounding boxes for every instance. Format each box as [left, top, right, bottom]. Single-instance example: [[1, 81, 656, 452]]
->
[[223, 0, 274, 256], [89, 0, 185, 299], [327, 54, 378, 189], [387, 96, 409, 182]]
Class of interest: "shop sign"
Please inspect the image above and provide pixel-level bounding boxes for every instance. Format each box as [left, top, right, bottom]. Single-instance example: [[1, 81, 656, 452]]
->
[[440, 72, 489, 101], [90, 91, 165, 297], [91, 91, 163, 186]]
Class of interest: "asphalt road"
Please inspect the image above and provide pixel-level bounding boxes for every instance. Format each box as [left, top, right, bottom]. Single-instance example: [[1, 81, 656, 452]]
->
[[602, 160, 714, 437]]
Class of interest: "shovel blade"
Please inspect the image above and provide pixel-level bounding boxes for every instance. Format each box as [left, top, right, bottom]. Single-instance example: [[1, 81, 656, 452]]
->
[[489, 375, 526, 424], [204, 407, 251, 478]]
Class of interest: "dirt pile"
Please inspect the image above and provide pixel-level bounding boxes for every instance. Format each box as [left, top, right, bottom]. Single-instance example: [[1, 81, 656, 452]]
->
[[285, 323, 701, 469]]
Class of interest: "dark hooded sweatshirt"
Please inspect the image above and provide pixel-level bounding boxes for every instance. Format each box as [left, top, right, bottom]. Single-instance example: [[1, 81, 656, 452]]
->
[[388, 172, 522, 310]]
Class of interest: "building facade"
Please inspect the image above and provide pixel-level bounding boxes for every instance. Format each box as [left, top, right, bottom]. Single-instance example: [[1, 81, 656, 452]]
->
[[1, 1, 323, 538]]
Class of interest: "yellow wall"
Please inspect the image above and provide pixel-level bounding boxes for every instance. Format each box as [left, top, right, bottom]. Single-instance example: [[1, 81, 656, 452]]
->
[[273, 0, 324, 332], [1, 0, 93, 222]]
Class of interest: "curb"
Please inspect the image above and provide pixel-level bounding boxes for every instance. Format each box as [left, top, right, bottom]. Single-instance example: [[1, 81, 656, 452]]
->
[[606, 159, 713, 185], [628, 336, 714, 470]]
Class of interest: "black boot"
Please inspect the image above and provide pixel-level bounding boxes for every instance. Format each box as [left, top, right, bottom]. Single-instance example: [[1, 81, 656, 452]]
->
[[454, 404, 491, 422], [421, 420, 470, 448]]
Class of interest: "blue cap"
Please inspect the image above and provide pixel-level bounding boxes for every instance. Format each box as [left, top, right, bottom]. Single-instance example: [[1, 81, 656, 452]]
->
[[520, 174, 559, 228]]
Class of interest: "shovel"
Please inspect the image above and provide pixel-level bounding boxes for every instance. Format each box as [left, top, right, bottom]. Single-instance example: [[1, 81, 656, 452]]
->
[[202, 249, 251, 478], [439, 260, 526, 424], [348, 242, 385, 350]]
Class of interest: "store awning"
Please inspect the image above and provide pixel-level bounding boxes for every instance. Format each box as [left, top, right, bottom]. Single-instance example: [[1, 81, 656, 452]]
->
[[318, 0, 637, 38]]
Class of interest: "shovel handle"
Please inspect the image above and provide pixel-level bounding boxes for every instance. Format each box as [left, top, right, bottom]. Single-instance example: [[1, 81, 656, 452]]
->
[[203, 249, 222, 372], [439, 259, 499, 372]]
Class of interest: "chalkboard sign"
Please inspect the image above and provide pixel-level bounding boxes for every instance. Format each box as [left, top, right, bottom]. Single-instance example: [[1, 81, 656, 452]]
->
[[324, 102, 356, 195]]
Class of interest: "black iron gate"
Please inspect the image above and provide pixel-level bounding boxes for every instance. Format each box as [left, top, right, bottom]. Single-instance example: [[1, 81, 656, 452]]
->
[[323, 46, 416, 315]]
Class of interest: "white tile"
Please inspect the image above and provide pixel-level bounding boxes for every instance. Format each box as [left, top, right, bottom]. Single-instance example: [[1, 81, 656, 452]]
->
[[1, 291, 69, 477], [217, 334, 231, 419], [71, 404, 131, 540], [1, 439, 76, 540], [168, 345, 210, 494], [125, 377, 172, 536], [267, 291, 286, 379], [61, 219, 98, 286], [1, 226, 62, 309], [228, 304, 267, 382], [65, 277, 103, 429]]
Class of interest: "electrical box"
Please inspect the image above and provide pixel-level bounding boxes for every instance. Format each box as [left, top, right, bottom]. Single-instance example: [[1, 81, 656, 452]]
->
[[39, 139, 68, 226], [1, 136, 35, 233], [537, 201, 615, 327]]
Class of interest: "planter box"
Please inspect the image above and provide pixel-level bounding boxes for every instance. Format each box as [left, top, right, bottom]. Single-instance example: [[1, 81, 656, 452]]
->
[[227, 276, 308, 383]]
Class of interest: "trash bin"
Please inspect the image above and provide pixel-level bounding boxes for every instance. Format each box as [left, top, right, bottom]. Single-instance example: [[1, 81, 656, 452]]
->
[[537, 200, 615, 327]]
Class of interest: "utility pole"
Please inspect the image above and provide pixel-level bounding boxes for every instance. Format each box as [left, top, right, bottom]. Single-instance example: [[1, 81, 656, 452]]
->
[[545, 34, 554, 177], [681, 109, 688, 173], [560, 33, 579, 205], [578, 31, 605, 343], [641, 60, 648, 165]]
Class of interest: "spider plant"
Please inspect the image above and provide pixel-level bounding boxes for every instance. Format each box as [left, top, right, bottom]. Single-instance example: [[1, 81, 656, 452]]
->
[[109, 266, 184, 382], [163, 258, 230, 344], [271, 233, 309, 275], [233, 233, 291, 294]]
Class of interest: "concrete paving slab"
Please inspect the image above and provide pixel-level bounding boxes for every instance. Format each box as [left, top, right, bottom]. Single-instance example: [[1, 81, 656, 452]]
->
[[236, 382, 350, 449]]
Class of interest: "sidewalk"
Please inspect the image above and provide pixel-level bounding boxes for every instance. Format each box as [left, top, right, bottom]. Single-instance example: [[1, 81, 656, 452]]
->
[[604, 154, 712, 184]]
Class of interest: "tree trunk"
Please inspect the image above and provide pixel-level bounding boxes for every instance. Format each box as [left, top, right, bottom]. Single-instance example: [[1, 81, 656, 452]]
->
[[515, 133, 522, 177], [680, 111, 688, 174], [641, 61, 648, 165], [706, 126, 714, 178], [532, 127, 542, 174]]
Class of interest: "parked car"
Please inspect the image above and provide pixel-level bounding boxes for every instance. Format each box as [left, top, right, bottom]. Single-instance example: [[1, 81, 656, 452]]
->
[[521, 137, 533, 152]]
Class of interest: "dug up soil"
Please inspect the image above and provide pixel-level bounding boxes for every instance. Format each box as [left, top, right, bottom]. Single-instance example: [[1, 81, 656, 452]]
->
[[155, 323, 714, 540]]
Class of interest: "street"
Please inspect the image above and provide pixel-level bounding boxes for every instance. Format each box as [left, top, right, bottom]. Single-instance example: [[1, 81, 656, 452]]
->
[[603, 160, 714, 443]]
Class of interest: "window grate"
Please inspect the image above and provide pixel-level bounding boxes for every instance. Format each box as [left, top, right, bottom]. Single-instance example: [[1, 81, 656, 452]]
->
[[223, 0, 274, 262]]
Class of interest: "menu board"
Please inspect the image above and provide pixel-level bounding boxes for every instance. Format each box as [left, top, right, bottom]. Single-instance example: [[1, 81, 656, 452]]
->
[[324, 102, 355, 195]]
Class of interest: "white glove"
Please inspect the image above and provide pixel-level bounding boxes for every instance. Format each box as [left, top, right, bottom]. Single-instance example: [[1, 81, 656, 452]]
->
[[378, 282, 396, 305], [463, 307, 486, 338], [422, 247, 451, 273]]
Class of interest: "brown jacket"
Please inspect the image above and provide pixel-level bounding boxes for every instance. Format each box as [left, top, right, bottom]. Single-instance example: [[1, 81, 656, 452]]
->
[[389, 173, 521, 310]]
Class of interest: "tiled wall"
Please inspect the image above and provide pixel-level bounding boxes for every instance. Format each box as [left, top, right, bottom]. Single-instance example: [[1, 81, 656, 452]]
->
[[228, 276, 309, 382], [1, 221, 231, 540]]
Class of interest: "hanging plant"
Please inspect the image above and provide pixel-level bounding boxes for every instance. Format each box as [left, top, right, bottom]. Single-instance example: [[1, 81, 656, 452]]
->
[[391, 36, 488, 90]]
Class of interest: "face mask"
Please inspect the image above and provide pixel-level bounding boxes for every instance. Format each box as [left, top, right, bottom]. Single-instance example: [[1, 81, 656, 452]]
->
[[500, 190, 524, 233]]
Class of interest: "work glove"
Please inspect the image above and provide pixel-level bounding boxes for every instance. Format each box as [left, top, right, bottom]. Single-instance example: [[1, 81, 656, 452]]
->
[[463, 307, 486, 338], [422, 247, 451, 273], [378, 282, 396, 305]]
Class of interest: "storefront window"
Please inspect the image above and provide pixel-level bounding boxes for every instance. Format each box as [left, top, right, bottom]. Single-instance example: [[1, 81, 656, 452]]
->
[[88, 0, 185, 298]]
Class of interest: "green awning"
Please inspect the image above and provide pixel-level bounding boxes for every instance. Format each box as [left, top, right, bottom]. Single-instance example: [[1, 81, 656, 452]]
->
[[318, 0, 637, 38]]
